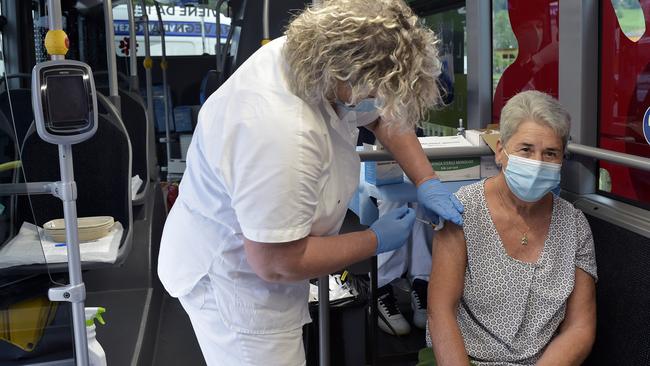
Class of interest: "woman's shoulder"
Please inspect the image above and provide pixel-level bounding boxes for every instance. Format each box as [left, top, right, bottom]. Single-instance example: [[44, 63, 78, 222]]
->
[[454, 180, 485, 206], [553, 195, 588, 223]]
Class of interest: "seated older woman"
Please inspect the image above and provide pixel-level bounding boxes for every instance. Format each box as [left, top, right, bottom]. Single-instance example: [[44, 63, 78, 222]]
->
[[426, 90, 597, 365]]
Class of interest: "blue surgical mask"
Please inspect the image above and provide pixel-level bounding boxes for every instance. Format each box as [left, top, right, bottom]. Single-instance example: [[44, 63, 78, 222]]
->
[[335, 98, 379, 113], [335, 103, 380, 127], [503, 150, 561, 202]]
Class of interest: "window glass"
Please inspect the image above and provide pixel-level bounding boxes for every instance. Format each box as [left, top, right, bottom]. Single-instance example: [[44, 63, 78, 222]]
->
[[113, 4, 231, 57], [421, 6, 467, 136], [491, 0, 559, 123], [599, 1, 650, 207]]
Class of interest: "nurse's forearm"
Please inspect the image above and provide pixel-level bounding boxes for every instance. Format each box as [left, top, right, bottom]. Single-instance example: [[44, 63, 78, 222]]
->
[[372, 121, 437, 186], [244, 230, 378, 283]]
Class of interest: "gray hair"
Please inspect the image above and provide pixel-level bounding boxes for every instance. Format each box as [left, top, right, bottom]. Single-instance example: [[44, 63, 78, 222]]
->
[[283, 0, 442, 131], [499, 90, 571, 148]]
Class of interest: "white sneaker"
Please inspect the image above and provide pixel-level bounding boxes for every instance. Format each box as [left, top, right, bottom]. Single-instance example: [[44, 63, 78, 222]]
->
[[377, 284, 411, 336], [411, 279, 428, 330]]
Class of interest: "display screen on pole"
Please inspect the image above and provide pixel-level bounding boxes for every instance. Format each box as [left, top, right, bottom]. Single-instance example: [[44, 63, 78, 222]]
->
[[46, 75, 89, 127], [32, 60, 97, 144]]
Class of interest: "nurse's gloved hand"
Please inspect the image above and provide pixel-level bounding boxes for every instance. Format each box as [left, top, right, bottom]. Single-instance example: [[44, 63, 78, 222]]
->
[[369, 207, 416, 255], [416, 178, 464, 226]]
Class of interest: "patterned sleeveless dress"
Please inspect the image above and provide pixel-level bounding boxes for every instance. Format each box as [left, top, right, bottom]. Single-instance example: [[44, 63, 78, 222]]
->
[[426, 180, 597, 365]]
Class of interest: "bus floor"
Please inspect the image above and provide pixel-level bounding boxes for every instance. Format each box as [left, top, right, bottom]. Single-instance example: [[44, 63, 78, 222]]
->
[[152, 293, 206, 366]]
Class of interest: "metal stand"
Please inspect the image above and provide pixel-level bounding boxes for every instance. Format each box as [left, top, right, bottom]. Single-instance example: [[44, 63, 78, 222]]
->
[[318, 275, 330, 366], [39, 2, 91, 364], [48, 145, 89, 366]]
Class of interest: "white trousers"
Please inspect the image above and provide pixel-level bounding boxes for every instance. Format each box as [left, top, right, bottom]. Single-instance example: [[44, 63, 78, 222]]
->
[[179, 276, 306, 366], [377, 200, 434, 288]]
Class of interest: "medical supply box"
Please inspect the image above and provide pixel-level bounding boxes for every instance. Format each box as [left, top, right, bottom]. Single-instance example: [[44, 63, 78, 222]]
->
[[464, 127, 502, 178], [363, 143, 404, 186], [419, 135, 480, 182]]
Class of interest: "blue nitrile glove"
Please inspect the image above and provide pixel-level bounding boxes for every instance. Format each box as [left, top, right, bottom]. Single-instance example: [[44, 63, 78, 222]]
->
[[369, 207, 416, 255], [416, 178, 464, 226]]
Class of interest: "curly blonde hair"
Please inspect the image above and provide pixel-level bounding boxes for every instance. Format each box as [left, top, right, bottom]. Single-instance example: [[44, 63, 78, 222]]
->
[[284, 0, 442, 130]]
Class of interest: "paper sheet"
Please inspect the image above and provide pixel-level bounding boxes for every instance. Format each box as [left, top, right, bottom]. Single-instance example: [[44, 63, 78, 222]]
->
[[0, 221, 123, 269]]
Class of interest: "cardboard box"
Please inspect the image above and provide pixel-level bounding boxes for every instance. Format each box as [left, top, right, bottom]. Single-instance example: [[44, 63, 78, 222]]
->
[[481, 132, 500, 154], [464, 129, 487, 147], [419, 135, 473, 148], [431, 157, 481, 182], [480, 156, 500, 178], [461, 128, 502, 178], [418, 136, 480, 182], [480, 131, 502, 178], [464, 126, 500, 147], [363, 144, 404, 186]]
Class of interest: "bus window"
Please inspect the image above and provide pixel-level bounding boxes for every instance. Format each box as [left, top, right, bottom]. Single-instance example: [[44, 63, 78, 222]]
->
[[421, 5, 467, 137], [491, 0, 559, 123], [112, 4, 231, 57], [599, 0, 650, 207]]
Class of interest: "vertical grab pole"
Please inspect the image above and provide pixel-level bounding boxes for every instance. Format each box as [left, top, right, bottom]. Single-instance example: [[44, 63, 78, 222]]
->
[[154, 3, 172, 168], [262, 0, 270, 44], [103, 0, 121, 111], [58, 144, 89, 366], [318, 275, 330, 366], [139, 0, 157, 179], [45, 1, 89, 365], [215, 0, 225, 73], [126, 0, 139, 92]]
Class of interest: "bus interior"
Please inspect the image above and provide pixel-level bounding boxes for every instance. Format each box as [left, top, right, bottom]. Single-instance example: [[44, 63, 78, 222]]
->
[[0, 0, 649, 365]]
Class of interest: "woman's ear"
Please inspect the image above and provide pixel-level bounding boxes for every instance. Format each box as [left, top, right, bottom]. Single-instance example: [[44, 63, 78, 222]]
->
[[495, 139, 505, 168]]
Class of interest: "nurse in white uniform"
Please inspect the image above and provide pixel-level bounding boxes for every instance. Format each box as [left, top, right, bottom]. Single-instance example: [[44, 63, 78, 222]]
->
[[158, 1, 464, 364]]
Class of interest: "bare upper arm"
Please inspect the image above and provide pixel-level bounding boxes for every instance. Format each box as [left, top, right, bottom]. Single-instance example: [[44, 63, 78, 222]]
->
[[243, 236, 307, 282], [560, 268, 597, 334], [428, 223, 468, 313]]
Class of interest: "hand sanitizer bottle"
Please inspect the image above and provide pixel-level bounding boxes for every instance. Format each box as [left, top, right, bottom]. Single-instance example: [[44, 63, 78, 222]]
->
[[85, 307, 107, 366]]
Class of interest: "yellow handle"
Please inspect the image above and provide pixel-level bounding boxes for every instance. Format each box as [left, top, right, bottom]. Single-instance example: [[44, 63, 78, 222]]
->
[[143, 57, 153, 69], [44, 30, 69, 56]]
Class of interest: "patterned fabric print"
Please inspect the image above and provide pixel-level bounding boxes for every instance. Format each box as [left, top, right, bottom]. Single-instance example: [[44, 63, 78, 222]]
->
[[425, 180, 597, 366]]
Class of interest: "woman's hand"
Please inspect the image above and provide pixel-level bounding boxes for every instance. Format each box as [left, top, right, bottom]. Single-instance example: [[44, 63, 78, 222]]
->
[[369, 207, 416, 254], [369, 121, 464, 226], [416, 178, 464, 226]]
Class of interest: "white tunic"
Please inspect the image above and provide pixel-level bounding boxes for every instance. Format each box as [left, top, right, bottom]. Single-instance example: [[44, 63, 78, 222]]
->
[[158, 37, 361, 334]]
